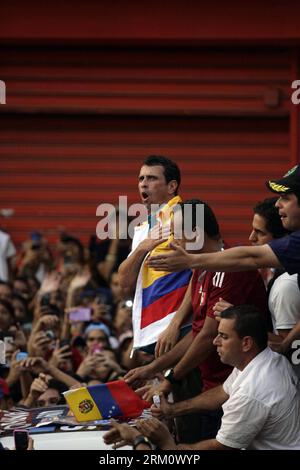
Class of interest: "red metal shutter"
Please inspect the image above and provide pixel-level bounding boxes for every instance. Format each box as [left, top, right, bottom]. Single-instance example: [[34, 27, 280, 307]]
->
[[0, 46, 292, 247]]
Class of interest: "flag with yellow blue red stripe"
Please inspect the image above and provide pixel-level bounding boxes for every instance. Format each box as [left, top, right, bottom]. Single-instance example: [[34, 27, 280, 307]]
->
[[63, 380, 150, 422], [132, 195, 192, 349]]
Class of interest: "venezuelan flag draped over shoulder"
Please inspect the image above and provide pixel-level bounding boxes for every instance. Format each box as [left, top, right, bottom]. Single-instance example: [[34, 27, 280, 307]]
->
[[63, 380, 150, 422], [132, 196, 192, 350]]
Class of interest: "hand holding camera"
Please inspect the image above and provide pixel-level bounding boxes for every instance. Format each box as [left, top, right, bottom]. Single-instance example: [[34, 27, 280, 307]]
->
[[18, 356, 50, 374], [76, 354, 101, 377], [27, 373, 51, 404], [49, 340, 72, 368], [27, 330, 53, 357], [91, 343, 104, 355], [33, 314, 59, 335]]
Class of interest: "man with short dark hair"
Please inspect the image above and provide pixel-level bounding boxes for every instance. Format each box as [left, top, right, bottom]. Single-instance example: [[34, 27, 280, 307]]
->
[[118, 156, 191, 353], [105, 305, 300, 450], [249, 197, 288, 246], [248, 196, 289, 286]]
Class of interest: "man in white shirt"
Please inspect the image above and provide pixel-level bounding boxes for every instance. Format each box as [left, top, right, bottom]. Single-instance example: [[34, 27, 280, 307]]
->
[[137, 305, 300, 450], [118, 155, 191, 354]]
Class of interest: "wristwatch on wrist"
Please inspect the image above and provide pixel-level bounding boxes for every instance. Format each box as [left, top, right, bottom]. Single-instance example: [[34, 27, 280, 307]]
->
[[132, 434, 152, 450], [164, 368, 180, 385]]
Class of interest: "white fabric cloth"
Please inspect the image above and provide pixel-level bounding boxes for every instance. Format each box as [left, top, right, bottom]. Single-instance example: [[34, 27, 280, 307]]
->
[[130, 221, 149, 254], [268, 272, 300, 378], [268, 272, 300, 331], [0, 230, 16, 281], [216, 347, 300, 450], [130, 222, 150, 348], [130, 222, 180, 349]]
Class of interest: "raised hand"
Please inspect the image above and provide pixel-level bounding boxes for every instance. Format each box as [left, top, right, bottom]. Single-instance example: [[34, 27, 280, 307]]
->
[[150, 392, 173, 420], [68, 267, 91, 292], [32, 314, 60, 334], [49, 341, 72, 368], [27, 331, 52, 357], [212, 298, 233, 321], [23, 372, 52, 407], [5, 350, 23, 385], [8, 324, 27, 351], [138, 223, 171, 254], [19, 356, 49, 374], [155, 322, 180, 358], [135, 379, 171, 402], [93, 351, 123, 375], [39, 272, 62, 295], [29, 373, 50, 399], [76, 355, 99, 378], [124, 363, 156, 386]]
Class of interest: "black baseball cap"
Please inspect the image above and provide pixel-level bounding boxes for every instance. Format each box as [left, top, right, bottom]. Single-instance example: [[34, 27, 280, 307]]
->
[[266, 165, 300, 195]]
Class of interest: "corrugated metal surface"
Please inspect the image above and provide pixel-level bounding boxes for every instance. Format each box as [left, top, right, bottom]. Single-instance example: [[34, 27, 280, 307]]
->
[[0, 46, 292, 116], [0, 46, 292, 247]]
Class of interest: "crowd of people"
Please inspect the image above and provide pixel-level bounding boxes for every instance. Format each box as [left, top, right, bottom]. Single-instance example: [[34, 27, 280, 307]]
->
[[1, 156, 300, 450]]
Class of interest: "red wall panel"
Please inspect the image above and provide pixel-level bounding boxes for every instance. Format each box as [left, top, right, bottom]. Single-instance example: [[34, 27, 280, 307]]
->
[[2, 0, 300, 43], [0, 114, 289, 248], [1, 46, 292, 116], [0, 46, 294, 248]]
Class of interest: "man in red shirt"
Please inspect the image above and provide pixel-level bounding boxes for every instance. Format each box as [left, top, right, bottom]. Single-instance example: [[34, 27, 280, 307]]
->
[[125, 199, 268, 442]]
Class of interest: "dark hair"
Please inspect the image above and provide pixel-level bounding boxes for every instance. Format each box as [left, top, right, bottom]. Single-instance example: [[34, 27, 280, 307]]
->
[[27, 277, 41, 289], [11, 293, 28, 310], [40, 303, 62, 318], [220, 305, 268, 350], [14, 277, 29, 286], [253, 197, 288, 239], [179, 199, 220, 240], [0, 280, 12, 288], [295, 192, 300, 206], [0, 299, 15, 319], [60, 233, 84, 263], [46, 379, 68, 404], [143, 155, 181, 194]]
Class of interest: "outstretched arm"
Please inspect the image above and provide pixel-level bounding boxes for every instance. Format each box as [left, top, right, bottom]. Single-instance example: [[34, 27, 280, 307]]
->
[[124, 331, 192, 385], [150, 384, 228, 422], [148, 242, 281, 273], [161, 384, 228, 418], [171, 316, 218, 381]]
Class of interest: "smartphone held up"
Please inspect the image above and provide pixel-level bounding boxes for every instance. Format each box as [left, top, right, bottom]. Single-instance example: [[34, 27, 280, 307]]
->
[[69, 307, 91, 322], [13, 429, 29, 450]]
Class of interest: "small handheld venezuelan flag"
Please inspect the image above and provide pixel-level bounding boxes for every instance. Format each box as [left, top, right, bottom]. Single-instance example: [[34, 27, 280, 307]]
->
[[63, 380, 150, 422]]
